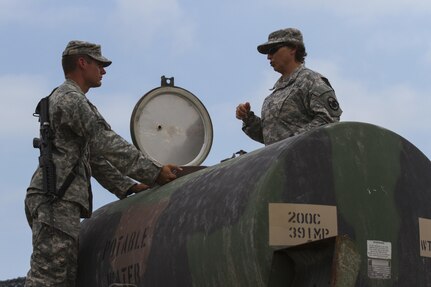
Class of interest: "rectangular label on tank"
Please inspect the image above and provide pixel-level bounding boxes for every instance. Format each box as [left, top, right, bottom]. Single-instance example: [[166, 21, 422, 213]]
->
[[268, 203, 337, 246], [419, 217, 431, 258], [367, 240, 391, 259], [368, 258, 391, 279]]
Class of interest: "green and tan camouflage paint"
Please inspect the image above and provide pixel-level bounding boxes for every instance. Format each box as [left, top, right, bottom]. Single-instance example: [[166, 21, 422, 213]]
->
[[78, 122, 431, 286]]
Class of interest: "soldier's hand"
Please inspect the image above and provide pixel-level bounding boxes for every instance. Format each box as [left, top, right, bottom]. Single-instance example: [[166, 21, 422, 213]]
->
[[156, 164, 182, 185], [236, 102, 251, 120], [129, 183, 150, 194]]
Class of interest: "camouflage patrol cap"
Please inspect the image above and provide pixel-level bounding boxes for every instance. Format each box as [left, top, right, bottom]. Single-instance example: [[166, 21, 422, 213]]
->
[[62, 40, 112, 67], [257, 28, 304, 54]]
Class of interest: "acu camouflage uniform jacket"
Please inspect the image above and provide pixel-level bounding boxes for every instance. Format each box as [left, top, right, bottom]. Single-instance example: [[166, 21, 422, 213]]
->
[[27, 79, 162, 218], [242, 65, 342, 145]]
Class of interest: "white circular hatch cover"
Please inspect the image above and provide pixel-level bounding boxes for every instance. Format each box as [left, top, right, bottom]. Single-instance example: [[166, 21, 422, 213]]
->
[[130, 77, 213, 166]]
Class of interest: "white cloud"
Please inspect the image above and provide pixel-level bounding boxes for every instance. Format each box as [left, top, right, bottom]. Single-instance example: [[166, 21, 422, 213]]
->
[[110, 0, 197, 53], [310, 59, 430, 136], [0, 0, 91, 26], [270, 0, 431, 19], [0, 0, 26, 22], [0, 74, 50, 137]]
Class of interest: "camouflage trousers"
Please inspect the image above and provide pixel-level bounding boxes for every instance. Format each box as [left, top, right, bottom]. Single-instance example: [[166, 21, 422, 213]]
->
[[25, 193, 81, 287]]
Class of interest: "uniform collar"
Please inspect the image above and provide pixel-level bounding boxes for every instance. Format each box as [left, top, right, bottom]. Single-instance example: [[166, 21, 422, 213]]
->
[[65, 78, 85, 94], [272, 64, 305, 90]]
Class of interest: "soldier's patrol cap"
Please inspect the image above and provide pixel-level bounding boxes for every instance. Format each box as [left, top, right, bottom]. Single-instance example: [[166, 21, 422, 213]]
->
[[62, 40, 112, 67], [257, 28, 304, 54]]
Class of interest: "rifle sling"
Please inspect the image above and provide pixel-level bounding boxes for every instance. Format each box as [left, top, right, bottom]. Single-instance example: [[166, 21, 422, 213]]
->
[[56, 163, 79, 199]]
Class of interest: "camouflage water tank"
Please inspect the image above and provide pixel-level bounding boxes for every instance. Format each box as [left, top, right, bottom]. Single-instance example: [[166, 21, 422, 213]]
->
[[77, 122, 431, 286]]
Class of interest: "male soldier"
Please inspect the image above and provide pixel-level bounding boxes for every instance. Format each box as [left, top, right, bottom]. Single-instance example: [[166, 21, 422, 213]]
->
[[236, 28, 342, 145], [25, 40, 180, 287]]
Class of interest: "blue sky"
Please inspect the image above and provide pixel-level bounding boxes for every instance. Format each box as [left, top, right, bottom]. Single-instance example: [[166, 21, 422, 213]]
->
[[1, 0, 431, 280]]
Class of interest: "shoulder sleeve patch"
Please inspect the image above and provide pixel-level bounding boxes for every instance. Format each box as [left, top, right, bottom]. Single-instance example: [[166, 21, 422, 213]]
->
[[327, 96, 340, 111], [310, 81, 342, 118]]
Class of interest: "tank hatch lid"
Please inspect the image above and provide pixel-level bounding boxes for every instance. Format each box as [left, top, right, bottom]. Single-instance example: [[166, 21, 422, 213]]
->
[[130, 76, 213, 166]]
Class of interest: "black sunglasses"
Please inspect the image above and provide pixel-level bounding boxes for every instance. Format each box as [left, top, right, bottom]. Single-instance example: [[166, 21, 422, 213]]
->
[[267, 45, 285, 55]]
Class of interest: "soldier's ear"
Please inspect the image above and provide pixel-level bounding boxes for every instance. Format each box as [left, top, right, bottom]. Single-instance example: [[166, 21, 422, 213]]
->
[[77, 56, 89, 69]]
